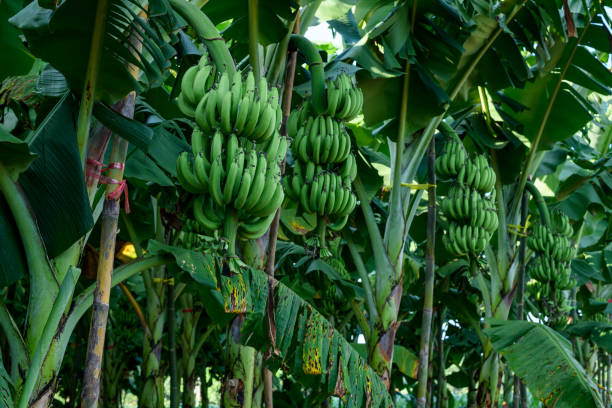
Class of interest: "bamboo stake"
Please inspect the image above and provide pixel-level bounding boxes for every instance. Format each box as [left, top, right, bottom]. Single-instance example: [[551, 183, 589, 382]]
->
[[416, 139, 436, 408], [80, 127, 130, 408]]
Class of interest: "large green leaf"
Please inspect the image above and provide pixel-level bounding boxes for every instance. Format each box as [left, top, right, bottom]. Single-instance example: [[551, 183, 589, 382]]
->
[[0, 128, 37, 178], [0, 196, 27, 287], [18, 94, 93, 257], [9, 0, 174, 104], [485, 319, 604, 408], [358, 67, 448, 136], [93, 102, 154, 152], [0, 0, 34, 80], [502, 73, 593, 150], [0, 351, 12, 408], [0, 128, 33, 286], [202, 0, 293, 46], [124, 148, 173, 187], [149, 241, 394, 407], [393, 345, 419, 379]]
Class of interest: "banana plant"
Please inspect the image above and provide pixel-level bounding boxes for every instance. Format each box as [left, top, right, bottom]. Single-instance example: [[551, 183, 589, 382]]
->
[[0, 0, 174, 404], [464, 2, 612, 404], [338, 0, 532, 390]]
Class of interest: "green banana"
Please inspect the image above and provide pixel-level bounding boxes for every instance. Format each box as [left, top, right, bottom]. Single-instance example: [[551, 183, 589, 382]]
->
[[193, 65, 212, 101], [193, 195, 222, 232], [181, 65, 199, 105], [177, 92, 195, 118], [176, 152, 207, 192], [209, 155, 225, 206], [243, 153, 268, 210]]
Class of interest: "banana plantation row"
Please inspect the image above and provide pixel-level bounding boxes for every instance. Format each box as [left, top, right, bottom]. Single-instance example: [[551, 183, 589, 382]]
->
[[0, 0, 611, 407]]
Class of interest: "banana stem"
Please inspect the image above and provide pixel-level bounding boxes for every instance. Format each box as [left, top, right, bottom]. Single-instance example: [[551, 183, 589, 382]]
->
[[75, 0, 108, 164], [224, 211, 240, 256], [267, 14, 298, 86], [524, 181, 551, 227], [416, 139, 436, 408], [345, 234, 378, 322], [168, 275, 179, 408], [168, 0, 236, 74], [353, 176, 393, 289], [298, 0, 321, 35], [0, 162, 57, 355], [248, 0, 260, 80], [316, 219, 327, 250], [289, 34, 326, 115], [17, 268, 80, 408], [0, 298, 28, 383], [513, 192, 528, 407], [385, 57, 412, 269]]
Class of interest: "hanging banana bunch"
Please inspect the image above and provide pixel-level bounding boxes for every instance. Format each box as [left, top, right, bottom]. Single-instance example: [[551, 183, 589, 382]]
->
[[175, 53, 287, 245], [283, 73, 362, 237], [436, 134, 499, 257], [526, 210, 576, 297]]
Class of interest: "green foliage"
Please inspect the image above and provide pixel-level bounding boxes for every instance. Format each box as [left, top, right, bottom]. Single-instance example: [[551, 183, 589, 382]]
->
[[148, 240, 394, 407], [0, 352, 13, 408], [486, 319, 604, 408], [8, 0, 174, 103], [17, 94, 93, 257]]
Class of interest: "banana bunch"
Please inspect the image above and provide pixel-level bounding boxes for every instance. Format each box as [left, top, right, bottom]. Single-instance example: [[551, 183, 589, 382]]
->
[[324, 73, 363, 121], [284, 166, 357, 223], [526, 210, 576, 290], [177, 54, 217, 116], [283, 74, 361, 234], [179, 67, 281, 144], [435, 137, 467, 179], [527, 257, 574, 289], [437, 137, 498, 257], [527, 223, 574, 263], [550, 210, 573, 239], [442, 224, 490, 256], [176, 126, 287, 240], [455, 155, 496, 193], [288, 115, 352, 164], [440, 185, 498, 231]]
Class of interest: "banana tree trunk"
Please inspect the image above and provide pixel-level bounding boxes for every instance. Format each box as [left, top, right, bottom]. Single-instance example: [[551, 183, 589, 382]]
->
[[223, 315, 257, 408], [168, 276, 179, 408], [179, 293, 202, 408], [200, 366, 209, 408], [138, 204, 167, 408], [102, 326, 125, 408], [417, 140, 437, 407], [139, 265, 167, 408]]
